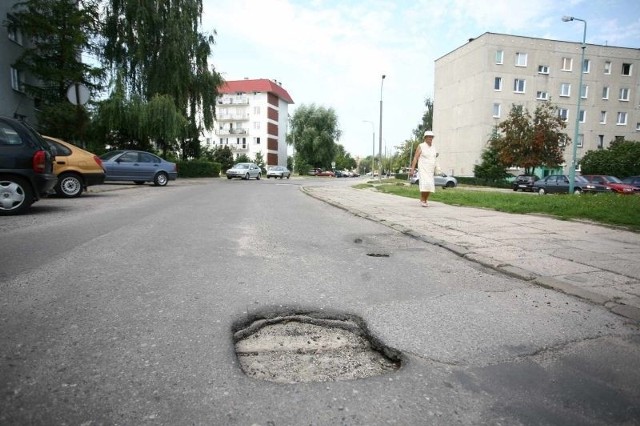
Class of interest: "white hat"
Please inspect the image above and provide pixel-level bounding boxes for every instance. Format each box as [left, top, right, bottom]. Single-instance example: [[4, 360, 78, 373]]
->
[[423, 130, 434, 137]]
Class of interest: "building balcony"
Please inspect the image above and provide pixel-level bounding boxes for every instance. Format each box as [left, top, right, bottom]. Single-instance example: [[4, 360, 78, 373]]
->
[[217, 96, 249, 105], [216, 112, 250, 121], [215, 128, 248, 136]]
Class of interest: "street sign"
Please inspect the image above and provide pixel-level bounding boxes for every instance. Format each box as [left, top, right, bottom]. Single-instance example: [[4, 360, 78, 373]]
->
[[66, 83, 90, 106]]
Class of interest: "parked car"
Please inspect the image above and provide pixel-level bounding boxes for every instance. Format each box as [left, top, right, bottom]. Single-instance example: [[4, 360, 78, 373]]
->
[[410, 172, 457, 188], [582, 175, 640, 195], [621, 176, 640, 187], [512, 174, 539, 192], [100, 150, 177, 186], [266, 166, 291, 179], [0, 116, 57, 215], [316, 169, 335, 177], [43, 136, 105, 197], [226, 162, 261, 180], [308, 168, 322, 176], [533, 174, 611, 195]]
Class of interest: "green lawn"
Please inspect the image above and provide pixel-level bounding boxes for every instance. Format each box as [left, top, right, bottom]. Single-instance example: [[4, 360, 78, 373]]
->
[[366, 182, 640, 232]]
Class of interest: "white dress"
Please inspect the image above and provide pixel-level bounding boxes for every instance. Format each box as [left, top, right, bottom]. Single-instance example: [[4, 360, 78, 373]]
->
[[417, 142, 437, 192]]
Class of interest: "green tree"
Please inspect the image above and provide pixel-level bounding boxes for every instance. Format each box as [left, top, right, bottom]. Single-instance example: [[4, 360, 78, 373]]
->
[[581, 139, 640, 177], [289, 104, 341, 171], [253, 151, 265, 170], [101, 0, 223, 158], [6, 0, 104, 139], [411, 98, 434, 140], [492, 102, 568, 174], [334, 144, 356, 170], [235, 153, 250, 163], [474, 130, 510, 181], [212, 145, 234, 171]]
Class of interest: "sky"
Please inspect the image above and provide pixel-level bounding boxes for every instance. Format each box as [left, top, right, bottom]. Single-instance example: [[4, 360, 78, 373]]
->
[[200, 0, 640, 159]]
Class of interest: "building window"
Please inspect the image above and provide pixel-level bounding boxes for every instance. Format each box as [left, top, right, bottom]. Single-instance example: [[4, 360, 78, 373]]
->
[[604, 61, 612, 74], [254, 137, 261, 144], [636, 123, 640, 131], [492, 103, 501, 118], [537, 65, 550, 74], [513, 79, 526, 93], [617, 112, 627, 125], [253, 106, 260, 115], [495, 50, 504, 64], [536, 91, 549, 100], [582, 59, 590, 73], [577, 134, 584, 148], [581, 84, 588, 99], [560, 83, 571, 97], [515, 52, 528, 67], [602, 86, 609, 99], [10, 67, 24, 92], [242, 137, 246, 149], [559, 108, 569, 122], [597, 135, 604, 149], [622, 63, 632, 76], [579, 110, 586, 123], [7, 15, 22, 45], [253, 122, 260, 129], [600, 111, 607, 124], [494, 77, 502, 91], [561, 57, 573, 71], [619, 88, 630, 101]]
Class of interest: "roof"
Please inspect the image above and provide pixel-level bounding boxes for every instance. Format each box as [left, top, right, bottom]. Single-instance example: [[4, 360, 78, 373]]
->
[[219, 79, 294, 104]]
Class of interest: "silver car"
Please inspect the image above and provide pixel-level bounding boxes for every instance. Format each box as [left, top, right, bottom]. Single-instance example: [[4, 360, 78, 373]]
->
[[410, 172, 457, 188], [226, 163, 262, 180], [266, 166, 291, 179]]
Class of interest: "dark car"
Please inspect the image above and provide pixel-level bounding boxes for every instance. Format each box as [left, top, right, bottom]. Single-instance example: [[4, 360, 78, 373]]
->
[[100, 150, 177, 186], [533, 174, 611, 195], [582, 175, 640, 195], [0, 117, 57, 215], [512, 174, 539, 192], [621, 176, 640, 187]]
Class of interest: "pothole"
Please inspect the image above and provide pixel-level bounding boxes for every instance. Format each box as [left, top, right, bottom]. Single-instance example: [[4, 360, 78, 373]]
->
[[367, 253, 390, 257], [233, 312, 401, 384]]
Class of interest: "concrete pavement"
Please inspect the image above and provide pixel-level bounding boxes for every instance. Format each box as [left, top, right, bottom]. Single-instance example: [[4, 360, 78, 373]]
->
[[303, 183, 640, 322]]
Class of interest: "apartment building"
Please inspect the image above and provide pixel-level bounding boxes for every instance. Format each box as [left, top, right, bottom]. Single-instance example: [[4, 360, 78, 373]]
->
[[204, 78, 294, 167], [1, 0, 37, 122], [434, 32, 640, 177]]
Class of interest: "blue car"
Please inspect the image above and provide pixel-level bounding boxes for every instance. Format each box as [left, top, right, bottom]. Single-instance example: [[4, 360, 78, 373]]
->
[[99, 150, 177, 186]]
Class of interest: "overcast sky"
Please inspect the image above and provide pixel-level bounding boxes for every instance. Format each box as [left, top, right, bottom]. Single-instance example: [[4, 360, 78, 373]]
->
[[201, 0, 640, 158]]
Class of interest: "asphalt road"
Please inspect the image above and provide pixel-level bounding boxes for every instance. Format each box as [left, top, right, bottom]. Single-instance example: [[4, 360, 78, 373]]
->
[[1, 178, 639, 425]]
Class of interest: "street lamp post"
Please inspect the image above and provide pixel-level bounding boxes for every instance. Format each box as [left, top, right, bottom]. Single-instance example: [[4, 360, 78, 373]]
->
[[363, 120, 375, 177], [562, 15, 587, 194], [378, 74, 386, 181]]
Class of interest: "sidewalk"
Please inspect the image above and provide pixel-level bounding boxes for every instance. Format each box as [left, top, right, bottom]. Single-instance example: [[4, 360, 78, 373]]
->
[[303, 184, 640, 322]]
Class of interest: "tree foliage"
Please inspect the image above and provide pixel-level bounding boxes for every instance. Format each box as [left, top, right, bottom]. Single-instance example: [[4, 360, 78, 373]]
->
[[211, 145, 235, 172], [101, 0, 223, 157], [6, 0, 104, 138], [491, 102, 568, 175], [289, 104, 341, 171], [334, 144, 357, 170], [412, 98, 433, 140], [580, 140, 640, 177], [474, 129, 510, 181]]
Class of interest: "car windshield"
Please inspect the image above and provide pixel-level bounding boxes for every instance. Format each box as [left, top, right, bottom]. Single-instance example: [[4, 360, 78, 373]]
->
[[605, 176, 622, 183], [234, 163, 249, 169], [575, 176, 589, 183], [100, 151, 124, 160]]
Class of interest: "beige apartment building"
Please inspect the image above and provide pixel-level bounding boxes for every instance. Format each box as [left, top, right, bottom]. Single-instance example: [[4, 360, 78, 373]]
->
[[203, 79, 294, 167], [434, 32, 640, 177]]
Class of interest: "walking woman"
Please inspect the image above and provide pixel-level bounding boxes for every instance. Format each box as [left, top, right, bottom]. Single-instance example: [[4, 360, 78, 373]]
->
[[409, 130, 439, 207]]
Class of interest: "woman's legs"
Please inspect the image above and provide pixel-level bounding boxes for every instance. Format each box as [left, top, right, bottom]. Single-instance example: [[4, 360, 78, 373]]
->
[[420, 191, 431, 205]]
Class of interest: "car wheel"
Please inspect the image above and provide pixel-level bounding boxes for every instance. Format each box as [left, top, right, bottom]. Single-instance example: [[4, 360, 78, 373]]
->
[[56, 172, 83, 198], [574, 188, 582, 195], [244, 173, 250, 180], [153, 172, 168, 186], [227, 176, 232, 180], [287, 175, 290, 179], [134, 181, 145, 185], [537, 188, 546, 195], [267, 175, 271, 179], [257, 173, 261, 180], [445, 181, 455, 188], [0, 176, 34, 216]]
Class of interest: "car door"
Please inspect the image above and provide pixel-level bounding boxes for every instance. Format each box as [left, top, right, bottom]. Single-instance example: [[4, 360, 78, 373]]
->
[[45, 138, 73, 175], [137, 152, 161, 181], [544, 176, 559, 193], [109, 151, 140, 180], [250, 164, 260, 178], [434, 173, 445, 187]]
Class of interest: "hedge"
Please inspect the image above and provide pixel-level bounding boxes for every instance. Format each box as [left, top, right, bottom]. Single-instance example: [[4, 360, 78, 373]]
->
[[176, 160, 221, 178]]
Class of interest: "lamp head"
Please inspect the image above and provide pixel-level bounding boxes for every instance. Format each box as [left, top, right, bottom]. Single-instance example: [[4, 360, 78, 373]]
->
[[562, 16, 574, 22], [382, 74, 386, 79]]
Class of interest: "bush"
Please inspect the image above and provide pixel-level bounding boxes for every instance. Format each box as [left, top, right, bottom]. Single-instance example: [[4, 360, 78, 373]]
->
[[176, 160, 221, 178]]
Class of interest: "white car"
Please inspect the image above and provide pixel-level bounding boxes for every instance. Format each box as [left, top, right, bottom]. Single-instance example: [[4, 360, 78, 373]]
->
[[266, 166, 291, 179], [226, 163, 262, 180], [410, 172, 457, 188]]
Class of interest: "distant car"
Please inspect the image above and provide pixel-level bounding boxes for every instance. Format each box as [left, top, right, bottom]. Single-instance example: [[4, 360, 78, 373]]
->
[[582, 175, 640, 195], [266, 166, 291, 179], [621, 176, 640, 187], [226, 162, 261, 180], [533, 174, 611, 195], [512, 174, 539, 192], [308, 168, 322, 176], [100, 150, 177, 186], [410, 172, 457, 188], [43, 136, 105, 197], [0, 116, 57, 215], [316, 169, 335, 177]]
